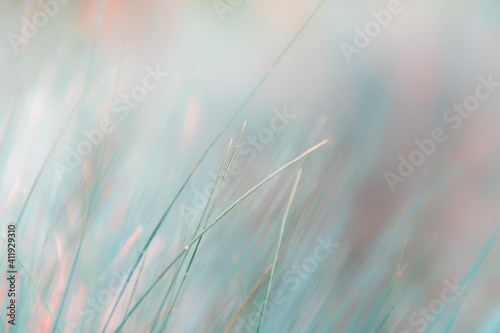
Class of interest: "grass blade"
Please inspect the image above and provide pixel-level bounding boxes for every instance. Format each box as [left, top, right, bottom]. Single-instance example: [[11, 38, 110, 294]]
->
[[157, 124, 246, 331], [257, 168, 302, 332], [114, 140, 327, 331], [101, 2, 328, 327]]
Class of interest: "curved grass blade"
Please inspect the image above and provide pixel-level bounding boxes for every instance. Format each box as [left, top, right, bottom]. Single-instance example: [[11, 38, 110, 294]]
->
[[113, 140, 328, 331], [101, 2, 328, 328], [149, 134, 237, 331], [157, 125, 246, 331]]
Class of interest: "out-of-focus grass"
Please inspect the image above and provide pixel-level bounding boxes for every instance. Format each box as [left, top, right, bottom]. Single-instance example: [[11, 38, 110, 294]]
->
[[2, 0, 500, 332]]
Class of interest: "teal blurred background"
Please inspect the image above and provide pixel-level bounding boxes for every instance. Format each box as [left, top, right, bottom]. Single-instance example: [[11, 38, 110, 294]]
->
[[1, 0, 500, 332]]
